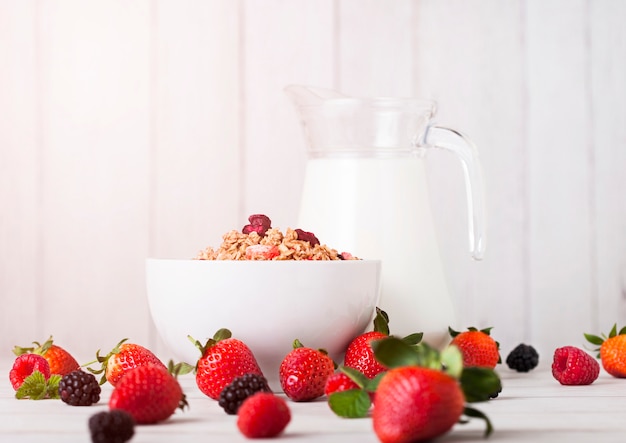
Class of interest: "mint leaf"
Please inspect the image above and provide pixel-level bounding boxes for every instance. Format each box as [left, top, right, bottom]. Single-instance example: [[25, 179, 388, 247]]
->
[[16, 371, 48, 400], [328, 389, 371, 418], [46, 375, 61, 399]]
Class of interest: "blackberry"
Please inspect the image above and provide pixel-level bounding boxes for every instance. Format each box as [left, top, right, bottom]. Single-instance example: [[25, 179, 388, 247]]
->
[[506, 343, 539, 372], [88, 410, 135, 443], [218, 373, 272, 414], [58, 370, 101, 406]]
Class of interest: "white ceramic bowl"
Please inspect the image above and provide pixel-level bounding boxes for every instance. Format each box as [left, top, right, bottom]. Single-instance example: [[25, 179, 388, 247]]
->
[[146, 258, 381, 389]]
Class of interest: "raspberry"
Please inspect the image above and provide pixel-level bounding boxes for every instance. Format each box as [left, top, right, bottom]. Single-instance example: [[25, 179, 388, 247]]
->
[[506, 344, 539, 372], [9, 354, 51, 390], [59, 370, 101, 406], [243, 214, 272, 237], [218, 373, 272, 415], [295, 228, 320, 246], [551, 346, 600, 385], [88, 410, 135, 443], [248, 214, 271, 228], [237, 392, 291, 438]]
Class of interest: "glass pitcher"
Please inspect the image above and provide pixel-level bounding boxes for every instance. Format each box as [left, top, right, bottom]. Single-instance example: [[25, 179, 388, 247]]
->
[[285, 85, 485, 347]]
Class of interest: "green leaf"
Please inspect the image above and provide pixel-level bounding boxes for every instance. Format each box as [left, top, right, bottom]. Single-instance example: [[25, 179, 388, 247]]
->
[[371, 337, 422, 368], [479, 327, 493, 336], [401, 333, 423, 346], [339, 366, 369, 389], [46, 375, 61, 399], [448, 326, 461, 338], [609, 324, 617, 338], [440, 345, 463, 379], [168, 360, 195, 378], [213, 328, 232, 342], [365, 372, 385, 393], [583, 333, 604, 346], [460, 367, 502, 403], [372, 307, 390, 335], [619, 326, 626, 336], [463, 405, 494, 437], [16, 371, 48, 400], [328, 389, 371, 418]]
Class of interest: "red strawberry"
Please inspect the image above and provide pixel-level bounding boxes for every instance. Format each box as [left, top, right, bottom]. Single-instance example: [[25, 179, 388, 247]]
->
[[326, 366, 378, 418], [368, 337, 497, 442], [237, 392, 291, 438], [344, 308, 422, 379], [374, 366, 465, 443], [585, 324, 626, 378], [190, 328, 264, 400], [279, 339, 335, 402], [449, 326, 500, 368], [109, 363, 186, 424], [344, 308, 390, 379], [13, 336, 80, 376], [324, 372, 359, 397], [245, 244, 280, 260], [551, 346, 600, 385], [87, 338, 166, 386], [9, 354, 51, 391]]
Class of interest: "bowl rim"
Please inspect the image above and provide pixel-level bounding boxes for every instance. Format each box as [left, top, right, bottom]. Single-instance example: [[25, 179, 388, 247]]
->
[[146, 257, 381, 264]]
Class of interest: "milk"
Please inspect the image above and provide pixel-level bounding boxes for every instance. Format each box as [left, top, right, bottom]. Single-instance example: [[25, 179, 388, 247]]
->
[[298, 156, 456, 347]]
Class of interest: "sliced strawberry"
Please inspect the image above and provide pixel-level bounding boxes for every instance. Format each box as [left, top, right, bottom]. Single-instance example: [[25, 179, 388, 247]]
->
[[245, 244, 280, 260]]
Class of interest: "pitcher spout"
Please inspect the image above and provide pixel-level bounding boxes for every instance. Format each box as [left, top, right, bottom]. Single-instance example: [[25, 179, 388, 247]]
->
[[284, 84, 348, 108]]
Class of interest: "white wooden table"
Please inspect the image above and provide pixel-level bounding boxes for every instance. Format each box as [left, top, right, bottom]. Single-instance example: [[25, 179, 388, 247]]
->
[[2, 359, 625, 442]]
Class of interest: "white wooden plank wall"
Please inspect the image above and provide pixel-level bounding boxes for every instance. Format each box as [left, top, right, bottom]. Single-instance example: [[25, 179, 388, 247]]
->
[[1, 0, 625, 363]]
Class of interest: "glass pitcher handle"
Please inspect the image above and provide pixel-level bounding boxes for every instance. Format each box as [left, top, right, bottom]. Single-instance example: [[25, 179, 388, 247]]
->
[[422, 124, 486, 261]]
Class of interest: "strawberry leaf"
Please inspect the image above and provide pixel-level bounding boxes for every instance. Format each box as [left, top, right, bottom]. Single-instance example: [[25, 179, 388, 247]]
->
[[372, 336, 422, 368], [365, 372, 385, 393], [619, 326, 626, 336], [328, 389, 371, 418], [339, 366, 369, 389], [609, 324, 617, 338], [584, 333, 604, 346], [401, 333, 423, 346], [462, 405, 494, 437], [372, 307, 390, 335], [213, 328, 232, 341], [460, 367, 501, 403], [372, 337, 443, 370], [448, 326, 461, 338], [168, 360, 195, 378], [441, 345, 463, 379]]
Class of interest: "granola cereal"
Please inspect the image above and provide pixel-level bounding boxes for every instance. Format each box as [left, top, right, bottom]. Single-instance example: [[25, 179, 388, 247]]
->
[[194, 216, 358, 261]]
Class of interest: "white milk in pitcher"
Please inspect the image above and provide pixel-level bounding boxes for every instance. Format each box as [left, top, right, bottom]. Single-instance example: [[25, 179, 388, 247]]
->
[[298, 155, 456, 347]]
